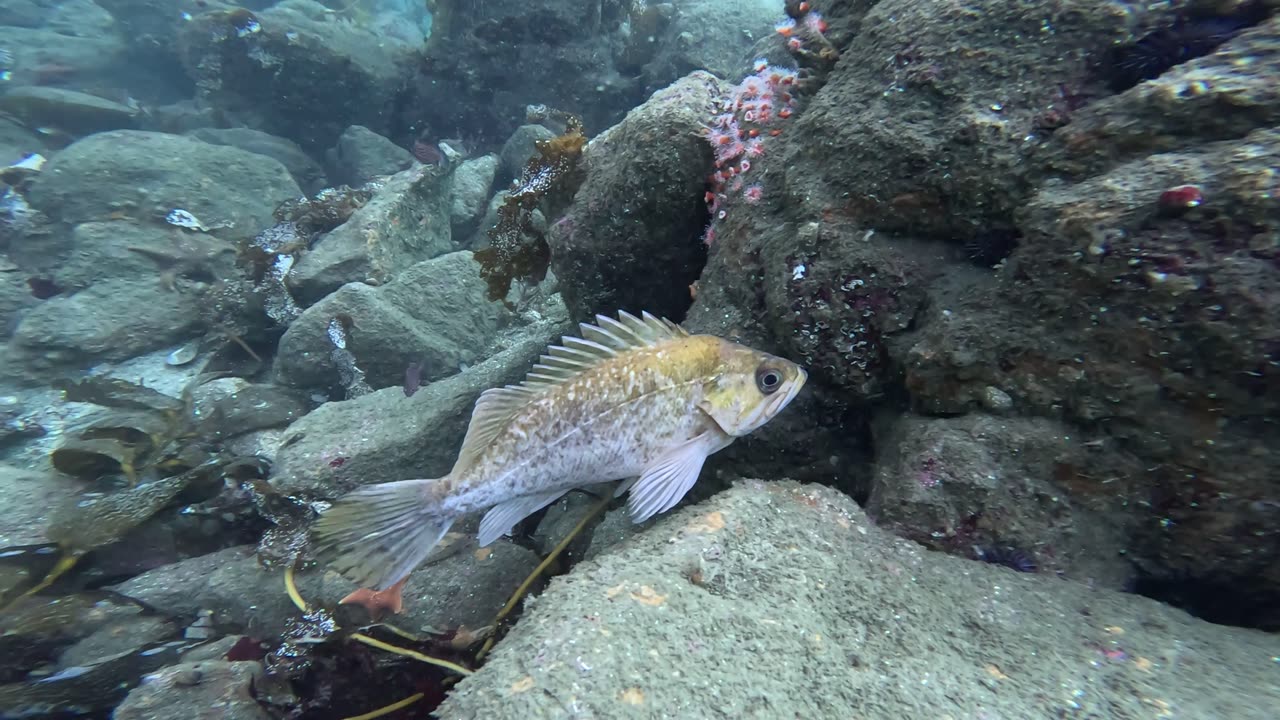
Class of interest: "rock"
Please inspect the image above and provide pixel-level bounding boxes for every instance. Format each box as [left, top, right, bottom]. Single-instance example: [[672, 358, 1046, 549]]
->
[[533, 491, 648, 563], [92, 2, 241, 80], [325, 125, 414, 187], [450, 154, 499, 238], [784, 0, 1130, 241], [530, 490, 610, 557], [190, 379, 314, 441], [287, 163, 455, 303], [400, 0, 643, 157], [44, 220, 238, 293], [93, 1, 240, 49], [114, 660, 271, 720], [105, 546, 305, 637], [0, 2, 127, 93], [672, 1, 1280, 628], [631, 0, 781, 93], [7, 279, 202, 373], [26, 131, 301, 243], [149, 100, 221, 135], [979, 385, 1014, 413], [187, 127, 327, 195], [439, 480, 1280, 719], [0, 591, 180, 711], [866, 414, 1134, 589], [0, 464, 82, 545], [896, 17, 1280, 626], [0, 87, 139, 138], [270, 310, 572, 499], [275, 252, 507, 390], [1032, 15, 1280, 182], [498, 125, 555, 183], [177, 0, 417, 150], [583, 505, 644, 560], [0, 269, 35, 338], [547, 71, 722, 322], [110, 541, 539, 642], [178, 635, 247, 663], [57, 614, 176, 669]]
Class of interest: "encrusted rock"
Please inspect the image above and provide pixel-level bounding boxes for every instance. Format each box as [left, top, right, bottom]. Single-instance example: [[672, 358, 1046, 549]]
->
[[440, 480, 1280, 719], [114, 660, 272, 720], [287, 163, 455, 303], [275, 252, 507, 390], [547, 71, 724, 322]]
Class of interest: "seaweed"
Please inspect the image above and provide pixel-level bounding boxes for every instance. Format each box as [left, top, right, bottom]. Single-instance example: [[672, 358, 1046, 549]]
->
[[475, 115, 587, 305], [264, 491, 613, 719], [240, 221, 306, 327], [49, 377, 200, 485], [54, 377, 185, 414], [3, 374, 281, 609]]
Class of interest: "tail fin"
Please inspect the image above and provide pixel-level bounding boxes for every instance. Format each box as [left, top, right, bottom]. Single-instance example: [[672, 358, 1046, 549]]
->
[[311, 478, 454, 591]]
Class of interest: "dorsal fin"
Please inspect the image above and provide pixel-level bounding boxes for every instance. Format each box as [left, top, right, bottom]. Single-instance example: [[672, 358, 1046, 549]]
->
[[450, 311, 687, 475]]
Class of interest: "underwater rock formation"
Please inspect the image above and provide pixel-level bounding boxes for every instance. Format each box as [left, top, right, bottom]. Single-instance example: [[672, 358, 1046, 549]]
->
[[176, 1, 416, 151], [439, 480, 1280, 718], [683, 0, 1280, 627], [275, 252, 508, 391], [288, 162, 455, 303], [24, 130, 301, 244], [547, 72, 723, 322]]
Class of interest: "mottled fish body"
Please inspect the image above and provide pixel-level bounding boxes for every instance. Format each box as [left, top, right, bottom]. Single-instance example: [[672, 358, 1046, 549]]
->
[[312, 311, 806, 606]]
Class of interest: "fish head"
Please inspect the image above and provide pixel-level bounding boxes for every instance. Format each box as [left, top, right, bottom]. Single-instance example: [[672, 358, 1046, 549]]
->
[[698, 340, 807, 436]]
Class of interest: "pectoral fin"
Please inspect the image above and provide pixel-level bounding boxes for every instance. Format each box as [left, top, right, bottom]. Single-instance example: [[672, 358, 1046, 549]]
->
[[477, 488, 568, 546], [628, 430, 728, 524]]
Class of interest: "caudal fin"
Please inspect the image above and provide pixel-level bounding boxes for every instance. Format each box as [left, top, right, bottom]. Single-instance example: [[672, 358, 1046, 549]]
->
[[311, 478, 454, 591]]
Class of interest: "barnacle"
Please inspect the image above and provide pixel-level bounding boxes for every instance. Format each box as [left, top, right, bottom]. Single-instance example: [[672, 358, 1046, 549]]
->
[[475, 115, 587, 305]]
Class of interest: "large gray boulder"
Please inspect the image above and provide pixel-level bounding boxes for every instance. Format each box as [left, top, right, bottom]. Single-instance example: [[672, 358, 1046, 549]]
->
[[25, 131, 301, 243], [547, 72, 724, 322], [7, 278, 202, 373], [441, 480, 1280, 719], [275, 252, 507, 390]]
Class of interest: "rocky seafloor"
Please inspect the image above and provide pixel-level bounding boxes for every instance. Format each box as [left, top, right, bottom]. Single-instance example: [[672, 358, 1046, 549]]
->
[[1, 0, 1278, 718]]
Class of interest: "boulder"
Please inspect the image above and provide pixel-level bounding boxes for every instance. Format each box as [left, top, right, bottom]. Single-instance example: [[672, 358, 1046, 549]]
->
[[440, 480, 1280, 719]]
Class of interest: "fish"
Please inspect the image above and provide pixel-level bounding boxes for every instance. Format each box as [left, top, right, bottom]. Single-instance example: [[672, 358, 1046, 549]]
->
[[311, 310, 807, 614]]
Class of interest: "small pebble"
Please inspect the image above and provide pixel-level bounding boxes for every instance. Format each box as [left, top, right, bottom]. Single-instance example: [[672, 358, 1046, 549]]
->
[[171, 667, 204, 687], [981, 386, 1014, 412]]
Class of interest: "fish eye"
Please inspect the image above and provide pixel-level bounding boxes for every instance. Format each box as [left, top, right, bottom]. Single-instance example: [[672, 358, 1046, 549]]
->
[[755, 366, 783, 394]]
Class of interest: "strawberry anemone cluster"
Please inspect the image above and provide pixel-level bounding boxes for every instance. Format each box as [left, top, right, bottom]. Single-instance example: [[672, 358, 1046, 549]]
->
[[774, 3, 829, 54], [701, 60, 799, 245]]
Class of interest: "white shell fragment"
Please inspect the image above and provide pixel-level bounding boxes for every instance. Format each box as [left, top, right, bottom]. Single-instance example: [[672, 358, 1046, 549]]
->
[[0, 153, 45, 185], [165, 340, 201, 366], [165, 208, 209, 232]]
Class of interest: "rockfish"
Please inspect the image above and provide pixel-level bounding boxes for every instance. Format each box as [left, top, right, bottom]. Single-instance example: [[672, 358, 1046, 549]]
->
[[312, 310, 807, 612]]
